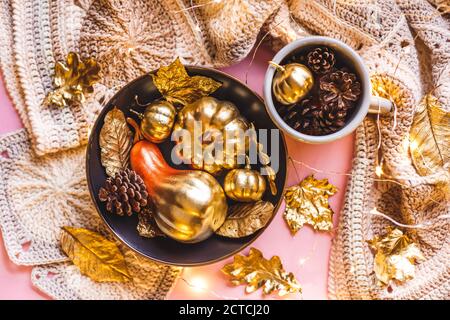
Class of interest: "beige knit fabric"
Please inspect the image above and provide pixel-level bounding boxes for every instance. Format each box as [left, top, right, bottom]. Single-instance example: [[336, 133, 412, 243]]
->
[[0, 0, 448, 300]]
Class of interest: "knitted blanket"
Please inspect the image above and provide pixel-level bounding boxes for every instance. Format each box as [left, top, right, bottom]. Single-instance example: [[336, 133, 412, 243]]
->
[[0, 0, 448, 299]]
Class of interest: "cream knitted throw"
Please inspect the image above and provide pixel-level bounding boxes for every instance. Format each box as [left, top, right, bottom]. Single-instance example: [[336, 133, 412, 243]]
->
[[0, 0, 448, 299]]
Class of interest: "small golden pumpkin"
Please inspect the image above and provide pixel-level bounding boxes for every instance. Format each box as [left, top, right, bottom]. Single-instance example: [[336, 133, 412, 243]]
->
[[173, 97, 249, 174], [224, 156, 266, 202], [131, 101, 176, 143], [270, 61, 314, 105]]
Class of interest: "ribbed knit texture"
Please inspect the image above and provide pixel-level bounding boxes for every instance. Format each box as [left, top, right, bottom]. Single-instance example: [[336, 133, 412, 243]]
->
[[0, 0, 448, 299]]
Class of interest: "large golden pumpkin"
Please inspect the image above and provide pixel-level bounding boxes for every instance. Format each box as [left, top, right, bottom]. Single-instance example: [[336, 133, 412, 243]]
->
[[173, 97, 249, 174]]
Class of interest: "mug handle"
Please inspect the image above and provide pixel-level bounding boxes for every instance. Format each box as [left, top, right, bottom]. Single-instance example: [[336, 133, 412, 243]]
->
[[368, 96, 393, 114]]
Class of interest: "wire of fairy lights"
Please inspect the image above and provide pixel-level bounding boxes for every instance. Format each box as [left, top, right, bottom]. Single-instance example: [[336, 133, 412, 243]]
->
[[174, 0, 223, 13], [288, 156, 449, 229]]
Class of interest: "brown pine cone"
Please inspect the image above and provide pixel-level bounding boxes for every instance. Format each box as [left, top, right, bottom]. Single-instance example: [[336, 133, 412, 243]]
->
[[319, 70, 361, 109], [307, 47, 336, 74], [279, 97, 348, 135], [279, 97, 321, 135], [316, 100, 348, 134], [98, 168, 148, 216]]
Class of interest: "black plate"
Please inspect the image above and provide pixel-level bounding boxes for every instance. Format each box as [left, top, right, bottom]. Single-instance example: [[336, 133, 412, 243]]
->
[[86, 67, 287, 266]]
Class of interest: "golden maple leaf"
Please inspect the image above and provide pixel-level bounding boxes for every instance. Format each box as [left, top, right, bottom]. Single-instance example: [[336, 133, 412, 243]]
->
[[151, 57, 221, 106], [367, 228, 425, 286], [60, 226, 131, 282], [45, 52, 101, 108], [283, 175, 338, 233], [222, 247, 302, 296]]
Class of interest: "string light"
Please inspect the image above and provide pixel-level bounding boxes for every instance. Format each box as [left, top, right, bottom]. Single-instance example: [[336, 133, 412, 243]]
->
[[179, 276, 240, 300], [288, 156, 449, 231], [298, 238, 318, 267], [186, 276, 208, 292], [288, 156, 445, 205], [409, 139, 418, 151], [244, 10, 310, 85], [369, 208, 450, 230], [244, 17, 289, 85], [174, 0, 223, 13], [375, 165, 383, 177]]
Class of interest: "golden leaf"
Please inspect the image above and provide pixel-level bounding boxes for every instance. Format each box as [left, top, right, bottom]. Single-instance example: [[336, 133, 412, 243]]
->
[[222, 247, 301, 296], [45, 52, 100, 108], [283, 175, 337, 233], [409, 94, 449, 176], [60, 226, 131, 282], [367, 228, 424, 286], [99, 107, 133, 177], [216, 201, 274, 238], [151, 57, 221, 106], [137, 207, 165, 238]]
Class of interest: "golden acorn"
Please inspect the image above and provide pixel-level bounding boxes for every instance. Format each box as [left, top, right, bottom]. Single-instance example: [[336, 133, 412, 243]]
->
[[270, 61, 314, 105], [131, 101, 176, 143], [224, 156, 266, 202]]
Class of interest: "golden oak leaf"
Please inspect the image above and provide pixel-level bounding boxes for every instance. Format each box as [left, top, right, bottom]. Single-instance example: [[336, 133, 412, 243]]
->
[[151, 57, 221, 106], [222, 247, 302, 296], [45, 52, 100, 107], [60, 226, 131, 282], [283, 175, 337, 233], [409, 93, 449, 177], [99, 107, 133, 177], [367, 228, 424, 286]]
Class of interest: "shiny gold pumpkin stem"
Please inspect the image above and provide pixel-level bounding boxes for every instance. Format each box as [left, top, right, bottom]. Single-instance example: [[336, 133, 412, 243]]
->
[[268, 61, 285, 73], [130, 109, 144, 119], [244, 155, 251, 170], [126, 117, 143, 143]]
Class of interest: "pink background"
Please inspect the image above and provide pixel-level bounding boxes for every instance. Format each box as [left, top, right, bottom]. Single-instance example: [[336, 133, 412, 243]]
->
[[0, 47, 353, 300]]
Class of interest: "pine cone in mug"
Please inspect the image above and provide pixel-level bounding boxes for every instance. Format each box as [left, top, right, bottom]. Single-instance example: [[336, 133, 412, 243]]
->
[[279, 97, 348, 135], [319, 70, 361, 109], [278, 97, 321, 135], [307, 47, 336, 74], [316, 100, 348, 134], [98, 168, 149, 216]]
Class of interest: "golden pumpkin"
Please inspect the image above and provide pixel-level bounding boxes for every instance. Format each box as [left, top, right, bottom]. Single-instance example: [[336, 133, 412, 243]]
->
[[131, 101, 176, 143], [224, 156, 266, 202], [270, 62, 314, 105], [173, 97, 249, 174]]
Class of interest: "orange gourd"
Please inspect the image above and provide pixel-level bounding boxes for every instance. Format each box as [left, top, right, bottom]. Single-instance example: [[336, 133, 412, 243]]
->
[[130, 140, 227, 243]]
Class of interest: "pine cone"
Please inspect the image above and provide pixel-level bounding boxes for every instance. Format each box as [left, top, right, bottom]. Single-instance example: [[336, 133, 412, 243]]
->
[[279, 97, 348, 135], [98, 168, 148, 216], [319, 70, 361, 109], [307, 47, 336, 74], [316, 100, 347, 134]]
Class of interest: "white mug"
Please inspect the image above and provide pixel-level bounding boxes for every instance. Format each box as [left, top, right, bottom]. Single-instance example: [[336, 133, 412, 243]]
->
[[263, 36, 392, 144]]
